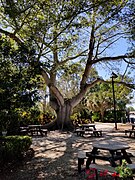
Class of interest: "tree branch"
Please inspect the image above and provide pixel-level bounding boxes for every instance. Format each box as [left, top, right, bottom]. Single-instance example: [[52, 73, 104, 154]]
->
[[0, 28, 24, 45], [71, 78, 102, 107], [123, 58, 135, 65], [93, 54, 135, 64], [80, 24, 95, 89], [105, 80, 135, 90], [40, 67, 64, 106], [97, 37, 121, 56], [54, 49, 87, 70]]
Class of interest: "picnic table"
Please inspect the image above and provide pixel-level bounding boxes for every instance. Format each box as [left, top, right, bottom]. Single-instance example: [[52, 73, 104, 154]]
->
[[74, 124, 102, 137], [28, 125, 48, 137], [19, 126, 29, 135], [86, 140, 132, 169], [125, 124, 135, 137], [81, 124, 96, 130]]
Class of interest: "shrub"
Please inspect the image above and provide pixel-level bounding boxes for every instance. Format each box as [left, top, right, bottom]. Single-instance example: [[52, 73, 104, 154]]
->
[[0, 135, 32, 163], [115, 160, 133, 178]]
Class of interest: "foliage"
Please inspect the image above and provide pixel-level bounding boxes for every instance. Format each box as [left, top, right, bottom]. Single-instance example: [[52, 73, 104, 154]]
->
[[103, 110, 125, 123], [0, 36, 42, 133], [127, 106, 135, 111], [0, 0, 134, 130], [121, 0, 135, 43], [71, 116, 92, 126], [71, 107, 93, 126], [0, 135, 32, 163], [18, 106, 41, 126], [86, 79, 133, 122], [115, 160, 133, 178], [40, 112, 55, 124], [92, 112, 101, 122]]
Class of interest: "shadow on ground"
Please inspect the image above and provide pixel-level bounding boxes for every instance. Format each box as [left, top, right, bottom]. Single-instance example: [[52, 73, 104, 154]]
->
[[0, 123, 135, 180]]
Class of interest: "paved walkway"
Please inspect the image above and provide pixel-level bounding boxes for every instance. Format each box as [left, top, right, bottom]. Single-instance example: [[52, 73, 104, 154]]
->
[[95, 122, 132, 132]]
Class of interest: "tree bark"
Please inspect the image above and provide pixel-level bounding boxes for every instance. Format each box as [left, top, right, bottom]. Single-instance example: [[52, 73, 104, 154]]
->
[[56, 100, 74, 131]]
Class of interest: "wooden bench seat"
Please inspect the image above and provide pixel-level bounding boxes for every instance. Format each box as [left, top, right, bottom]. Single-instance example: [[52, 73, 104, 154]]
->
[[75, 129, 102, 137], [125, 129, 135, 137], [92, 130, 102, 137], [128, 163, 135, 172], [19, 127, 29, 135], [74, 129, 85, 136], [28, 129, 39, 136], [20, 129, 28, 135], [41, 129, 48, 136], [89, 163, 116, 172], [78, 151, 87, 172]]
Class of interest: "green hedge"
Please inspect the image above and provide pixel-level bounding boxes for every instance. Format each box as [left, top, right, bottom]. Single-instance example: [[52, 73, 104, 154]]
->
[[0, 135, 32, 163]]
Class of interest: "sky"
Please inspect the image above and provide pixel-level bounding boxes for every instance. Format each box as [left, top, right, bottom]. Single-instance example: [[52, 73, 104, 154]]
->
[[98, 38, 129, 79], [97, 38, 135, 109]]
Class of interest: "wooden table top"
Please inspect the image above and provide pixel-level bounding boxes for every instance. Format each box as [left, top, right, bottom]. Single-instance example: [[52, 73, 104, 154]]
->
[[81, 124, 95, 127], [93, 140, 129, 151], [28, 124, 43, 128]]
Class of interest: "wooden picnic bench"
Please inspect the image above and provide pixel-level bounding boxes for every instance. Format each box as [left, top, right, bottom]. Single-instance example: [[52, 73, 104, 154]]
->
[[40, 128, 48, 136], [28, 125, 48, 137], [74, 129, 102, 137], [78, 150, 135, 177], [125, 124, 135, 138], [19, 125, 48, 137], [74, 124, 102, 137], [125, 129, 135, 137], [78, 151, 117, 179], [74, 129, 85, 136], [86, 140, 132, 170], [19, 126, 29, 135], [92, 130, 102, 137]]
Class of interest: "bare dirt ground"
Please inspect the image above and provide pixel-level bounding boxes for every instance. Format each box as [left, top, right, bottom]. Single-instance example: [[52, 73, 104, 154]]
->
[[0, 123, 135, 180]]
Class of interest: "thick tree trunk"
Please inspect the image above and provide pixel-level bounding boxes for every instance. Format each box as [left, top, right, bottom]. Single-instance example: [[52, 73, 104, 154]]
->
[[56, 102, 74, 131]]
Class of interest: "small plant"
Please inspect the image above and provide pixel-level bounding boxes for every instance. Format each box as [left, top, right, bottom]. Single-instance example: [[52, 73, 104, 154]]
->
[[85, 168, 96, 179], [84, 161, 133, 180], [115, 160, 133, 179], [85, 168, 109, 180]]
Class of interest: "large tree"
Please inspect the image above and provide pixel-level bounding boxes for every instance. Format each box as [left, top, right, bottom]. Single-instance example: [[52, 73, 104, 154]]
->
[[0, 0, 134, 130]]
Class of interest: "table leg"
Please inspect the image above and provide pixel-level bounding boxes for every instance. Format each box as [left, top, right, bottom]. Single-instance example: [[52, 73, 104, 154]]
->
[[92, 147, 99, 163], [39, 128, 43, 136], [116, 151, 122, 165], [86, 148, 98, 169], [129, 131, 132, 137], [109, 150, 117, 167], [121, 149, 132, 164], [78, 158, 85, 173], [86, 155, 93, 169]]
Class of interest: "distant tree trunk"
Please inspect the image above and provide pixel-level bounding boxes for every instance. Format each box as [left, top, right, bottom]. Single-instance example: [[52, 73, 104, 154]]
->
[[100, 110, 105, 122]]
